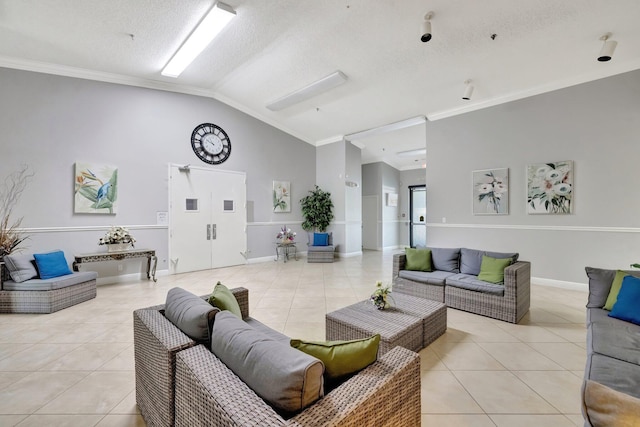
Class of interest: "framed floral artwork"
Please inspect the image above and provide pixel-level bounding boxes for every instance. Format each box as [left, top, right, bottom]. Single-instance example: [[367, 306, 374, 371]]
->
[[74, 162, 118, 214], [527, 161, 573, 214], [472, 168, 509, 215], [273, 180, 291, 213]]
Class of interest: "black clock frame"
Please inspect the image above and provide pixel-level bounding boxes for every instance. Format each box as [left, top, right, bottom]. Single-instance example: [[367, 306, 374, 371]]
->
[[191, 123, 231, 165]]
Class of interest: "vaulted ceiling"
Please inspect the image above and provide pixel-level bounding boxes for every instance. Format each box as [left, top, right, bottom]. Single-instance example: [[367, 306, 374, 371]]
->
[[1, 0, 639, 169]]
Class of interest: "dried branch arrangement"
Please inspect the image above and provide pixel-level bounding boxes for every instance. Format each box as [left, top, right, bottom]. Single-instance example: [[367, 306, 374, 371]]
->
[[0, 165, 33, 257]]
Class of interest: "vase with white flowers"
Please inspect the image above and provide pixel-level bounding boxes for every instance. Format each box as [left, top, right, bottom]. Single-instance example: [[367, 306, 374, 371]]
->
[[99, 226, 136, 252], [370, 281, 393, 310]]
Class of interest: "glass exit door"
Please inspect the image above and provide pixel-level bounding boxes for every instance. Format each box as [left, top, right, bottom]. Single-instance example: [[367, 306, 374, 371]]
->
[[409, 185, 426, 247]]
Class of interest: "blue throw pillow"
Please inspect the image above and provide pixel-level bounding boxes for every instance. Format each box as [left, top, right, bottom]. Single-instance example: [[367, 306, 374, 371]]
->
[[609, 275, 640, 325], [313, 233, 329, 246], [33, 251, 73, 280]]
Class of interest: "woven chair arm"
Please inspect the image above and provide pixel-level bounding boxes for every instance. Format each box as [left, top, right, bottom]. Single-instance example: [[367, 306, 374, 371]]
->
[[504, 261, 531, 299], [287, 346, 421, 426], [230, 287, 249, 319], [133, 308, 196, 355], [392, 253, 407, 278]]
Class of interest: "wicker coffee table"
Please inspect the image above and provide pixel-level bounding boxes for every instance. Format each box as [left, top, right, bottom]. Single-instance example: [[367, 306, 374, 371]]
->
[[326, 293, 447, 355]]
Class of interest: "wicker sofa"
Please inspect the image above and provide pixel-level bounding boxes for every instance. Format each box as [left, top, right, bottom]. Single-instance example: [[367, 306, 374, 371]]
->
[[0, 252, 97, 314], [392, 247, 530, 323], [133, 287, 420, 427]]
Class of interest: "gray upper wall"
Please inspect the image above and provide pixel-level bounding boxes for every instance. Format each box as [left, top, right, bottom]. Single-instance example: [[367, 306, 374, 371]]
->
[[0, 67, 316, 269], [425, 69, 640, 284]]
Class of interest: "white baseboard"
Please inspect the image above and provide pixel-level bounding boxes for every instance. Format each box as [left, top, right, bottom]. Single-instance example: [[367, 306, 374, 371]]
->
[[532, 276, 587, 291]]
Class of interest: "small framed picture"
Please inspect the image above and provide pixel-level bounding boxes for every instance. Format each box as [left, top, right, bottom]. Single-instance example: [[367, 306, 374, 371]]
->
[[527, 161, 573, 214], [472, 168, 509, 215], [273, 181, 291, 213]]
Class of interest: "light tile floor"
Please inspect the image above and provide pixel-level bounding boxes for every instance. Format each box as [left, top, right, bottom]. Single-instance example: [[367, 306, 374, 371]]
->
[[0, 251, 587, 426]]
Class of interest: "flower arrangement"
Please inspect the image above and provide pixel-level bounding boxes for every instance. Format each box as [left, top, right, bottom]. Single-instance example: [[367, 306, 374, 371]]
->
[[370, 281, 392, 310], [98, 226, 136, 247], [0, 165, 33, 258], [276, 225, 296, 243]]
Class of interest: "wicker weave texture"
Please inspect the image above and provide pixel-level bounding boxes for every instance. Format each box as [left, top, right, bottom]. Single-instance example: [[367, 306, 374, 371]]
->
[[134, 308, 197, 427], [391, 293, 447, 348], [307, 250, 335, 263], [175, 344, 420, 427], [0, 279, 96, 314], [288, 346, 421, 426], [326, 294, 446, 355], [445, 261, 531, 323]]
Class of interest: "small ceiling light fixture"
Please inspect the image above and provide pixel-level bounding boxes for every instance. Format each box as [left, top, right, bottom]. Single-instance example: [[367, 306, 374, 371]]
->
[[462, 79, 474, 100], [421, 11, 434, 43], [597, 32, 617, 62], [162, 2, 236, 78], [266, 71, 348, 111]]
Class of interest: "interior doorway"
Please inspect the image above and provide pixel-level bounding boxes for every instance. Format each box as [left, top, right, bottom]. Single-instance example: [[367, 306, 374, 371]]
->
[[169, 165, 247, 274], [409, 185, 426, 247], [362, 195, 379, 250]]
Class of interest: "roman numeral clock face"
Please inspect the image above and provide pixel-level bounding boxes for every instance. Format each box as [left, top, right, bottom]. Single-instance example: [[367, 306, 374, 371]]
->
[[191, 123, 231, 165]]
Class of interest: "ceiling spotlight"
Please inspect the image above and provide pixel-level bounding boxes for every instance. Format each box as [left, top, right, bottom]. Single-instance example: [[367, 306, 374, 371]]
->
[[462, 79, 474, 100], [597, 33, 617, 62], [421, 12, 434, 43]]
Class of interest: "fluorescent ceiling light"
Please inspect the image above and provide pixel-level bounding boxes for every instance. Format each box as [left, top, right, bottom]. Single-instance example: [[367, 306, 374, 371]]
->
[[345, 116, 426, 141], [161, 2, 236, 78], [266, 71, 348, 111], [397, 148, 427, 157]]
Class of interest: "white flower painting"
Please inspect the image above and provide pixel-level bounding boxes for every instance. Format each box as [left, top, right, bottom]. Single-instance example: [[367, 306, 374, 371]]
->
[[273, 181, 291, 213], [527, 161, 573, 214], [473, 168, 509, 215]]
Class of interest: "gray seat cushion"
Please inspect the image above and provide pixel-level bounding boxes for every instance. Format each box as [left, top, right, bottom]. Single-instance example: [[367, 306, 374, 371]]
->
[[589, 308, 640, 366], [460, 248, 519, 276], [211, 311, 324, 414], [2, 271, 98, 291], [445, 273, 505, 296], [164, 287, 218, 343], [398, 270, 454, 286], [3, 252, 38, 283]]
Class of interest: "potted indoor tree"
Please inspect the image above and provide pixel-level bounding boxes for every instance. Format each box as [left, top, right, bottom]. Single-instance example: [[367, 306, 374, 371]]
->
[[300, 185, 334, 232]]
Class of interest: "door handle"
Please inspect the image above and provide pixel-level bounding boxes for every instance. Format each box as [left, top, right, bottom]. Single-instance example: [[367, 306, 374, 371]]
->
[[207, 224, 211, 240], [212, 224, 217, 240]]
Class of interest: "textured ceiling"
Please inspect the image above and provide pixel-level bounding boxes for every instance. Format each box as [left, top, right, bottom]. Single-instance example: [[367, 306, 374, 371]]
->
[[1, 0, 639, 170]]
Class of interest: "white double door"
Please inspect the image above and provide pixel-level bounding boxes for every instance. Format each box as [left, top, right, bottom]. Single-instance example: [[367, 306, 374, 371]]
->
[[169, 165, 246, 274]]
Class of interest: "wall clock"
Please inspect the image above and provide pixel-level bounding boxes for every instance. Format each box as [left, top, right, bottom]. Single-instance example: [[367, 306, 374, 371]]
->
[[191, 123, 231, 165]]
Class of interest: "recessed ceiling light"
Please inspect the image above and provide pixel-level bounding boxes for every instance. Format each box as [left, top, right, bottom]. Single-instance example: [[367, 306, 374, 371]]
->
[[162, 3, 236, 78]]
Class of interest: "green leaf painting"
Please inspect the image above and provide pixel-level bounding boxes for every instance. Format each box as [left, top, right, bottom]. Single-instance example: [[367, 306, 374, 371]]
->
[[74, 163, 118, 214]]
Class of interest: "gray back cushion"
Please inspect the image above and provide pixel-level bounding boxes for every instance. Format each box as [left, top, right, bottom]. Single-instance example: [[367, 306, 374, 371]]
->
[[585, 267, 640, 308], [211, 311, 324, 414], [461, 248, 519, 276], [428, 247, 461, 273], [3, 253, 38, 282], [164, 287, 218, 343]]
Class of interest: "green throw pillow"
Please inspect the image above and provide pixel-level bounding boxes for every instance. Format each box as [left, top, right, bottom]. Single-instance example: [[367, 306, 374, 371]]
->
[[603, 270, 630, 310], [477, 255, 512, 284], [208, 282, 242, 318], [290, 334, 380, 379], [405, 248, 432, 272]]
